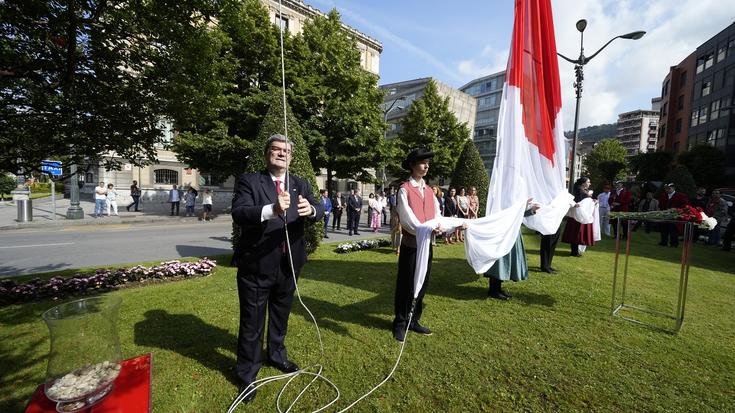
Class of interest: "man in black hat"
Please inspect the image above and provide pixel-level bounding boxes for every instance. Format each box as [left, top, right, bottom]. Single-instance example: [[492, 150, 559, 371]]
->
[[392, 147, 448, 342]]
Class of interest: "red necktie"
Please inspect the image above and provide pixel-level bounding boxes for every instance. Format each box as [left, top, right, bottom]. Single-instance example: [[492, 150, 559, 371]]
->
[[275, 179, 282, 194]]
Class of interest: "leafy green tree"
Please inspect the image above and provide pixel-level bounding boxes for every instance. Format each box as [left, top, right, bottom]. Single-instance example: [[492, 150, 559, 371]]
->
[[391, 80, 470, 181], [1, 0, 167, 175], [582, 139, 628, 189], [286, 9, 386, 190], [0, 174, 17, 200], [450, 140, 489, 217], [232, 89, 322, 253], [167, 0, 281, 182], [662, 165, 697, 199], [677, 145, 726, 189], [628, 151, 674, 182]]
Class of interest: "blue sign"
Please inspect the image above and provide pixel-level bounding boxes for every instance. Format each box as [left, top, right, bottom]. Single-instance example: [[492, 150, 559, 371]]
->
[[41, 160, 63, 176]]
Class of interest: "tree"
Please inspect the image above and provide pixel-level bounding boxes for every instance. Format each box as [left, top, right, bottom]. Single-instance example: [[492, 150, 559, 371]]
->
[[391, 80, 470, 181], [286, 9, 386, 191], [582, 139, 628, 189], [232, 89, 322, 253], [1, 0, 167, 175], [628, 151, 674, 182], [662, 165, 697, 199], [0, 174, 16, 200], [450, 140, 489, 217], [167, 0, 281, 182], [677, 145, 726, 189]]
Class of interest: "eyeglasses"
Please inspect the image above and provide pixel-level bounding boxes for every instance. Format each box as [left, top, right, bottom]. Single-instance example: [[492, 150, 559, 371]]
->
[[270, 146, 292, 155]]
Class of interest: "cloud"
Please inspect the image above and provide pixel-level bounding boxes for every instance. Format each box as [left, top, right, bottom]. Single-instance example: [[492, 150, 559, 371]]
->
[[457, 45, 508, 82], [309, 0, 465, 83]]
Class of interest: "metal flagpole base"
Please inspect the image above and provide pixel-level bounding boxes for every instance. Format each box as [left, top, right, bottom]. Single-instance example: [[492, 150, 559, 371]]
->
[[610, 220, 693, 334]]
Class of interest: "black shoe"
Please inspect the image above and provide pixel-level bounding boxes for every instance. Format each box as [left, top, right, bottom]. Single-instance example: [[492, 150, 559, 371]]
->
[[237, 383, 257, 403], [349, 231, 353, 236], [324, 235, 329, 238], [126, 205, 130, 212], [488, 290, 509, 300], [267, 359, 299, 374], [393, 326, 406, 342], [408, 322, 432, 335], [499, 288, 512, 298], [354, 232, 361, 235], [541, 267, 557, 274]]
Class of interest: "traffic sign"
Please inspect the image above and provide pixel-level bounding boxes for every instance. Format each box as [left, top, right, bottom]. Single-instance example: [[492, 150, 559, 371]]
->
[[41, 160, 63, 176]]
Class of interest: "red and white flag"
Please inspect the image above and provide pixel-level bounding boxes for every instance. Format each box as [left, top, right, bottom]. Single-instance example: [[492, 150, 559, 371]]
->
[[486, 0, 573, 235]]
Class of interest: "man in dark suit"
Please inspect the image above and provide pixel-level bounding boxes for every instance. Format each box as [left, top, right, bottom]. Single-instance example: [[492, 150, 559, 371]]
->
[[231, 134, 323, 402], [658, 183, 689, 247], [609, 181, 632, 239], [331, 191, 345, 230], [319, 189, 332, 238], [347, 189, 363, 235]]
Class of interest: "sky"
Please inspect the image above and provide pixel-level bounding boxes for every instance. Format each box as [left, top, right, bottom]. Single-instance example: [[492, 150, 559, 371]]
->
[[308, 0, 735, 129]]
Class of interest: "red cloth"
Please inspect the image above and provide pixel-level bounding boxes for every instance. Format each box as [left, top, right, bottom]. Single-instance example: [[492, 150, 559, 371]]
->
[[609, 188, 632, 212], [561, 218, 596, 246], [401, 181, 435, 223], [25, 354, 152, 413]]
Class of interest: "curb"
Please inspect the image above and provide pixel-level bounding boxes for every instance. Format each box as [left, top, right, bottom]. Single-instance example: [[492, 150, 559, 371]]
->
[[0, 215, 230, 231]]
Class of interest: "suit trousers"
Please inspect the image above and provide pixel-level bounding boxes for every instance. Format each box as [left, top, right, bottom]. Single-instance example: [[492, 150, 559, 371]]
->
[[540, 229, 560, 271], [236, 256, 297, 385], [393, 245, 432, 332], [332, 208, 342, 229]]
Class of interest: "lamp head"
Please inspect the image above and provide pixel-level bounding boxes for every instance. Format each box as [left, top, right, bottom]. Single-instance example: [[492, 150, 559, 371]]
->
[[621, 30, 646, 40], [576, 19, 587, 32]]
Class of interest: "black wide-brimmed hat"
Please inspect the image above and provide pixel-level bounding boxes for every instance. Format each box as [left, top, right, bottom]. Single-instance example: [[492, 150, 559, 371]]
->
[[402, 147, 434, 171]]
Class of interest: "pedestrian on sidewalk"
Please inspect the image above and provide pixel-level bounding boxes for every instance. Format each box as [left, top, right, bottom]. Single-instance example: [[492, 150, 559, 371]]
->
[[127, 180, 141, 212], [169, 185, 181, 216], [105, 183, 119, 216], [201, 189, 213, 221], [93, 181, 107, 218], [320, 189, 332, 238], [184, 187, 197, 217]]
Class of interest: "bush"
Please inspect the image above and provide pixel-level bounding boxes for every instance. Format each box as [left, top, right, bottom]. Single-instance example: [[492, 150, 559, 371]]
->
[[661, 165, 697, 199], [0, 174, 16, 200], [0, 259, 217, 305]]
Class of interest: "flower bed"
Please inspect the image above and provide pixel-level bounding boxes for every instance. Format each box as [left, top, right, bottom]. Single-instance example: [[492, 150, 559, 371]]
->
[[0, 259, 217, 305], [335, 239, 391, 254], [610, 207, 717, 230]]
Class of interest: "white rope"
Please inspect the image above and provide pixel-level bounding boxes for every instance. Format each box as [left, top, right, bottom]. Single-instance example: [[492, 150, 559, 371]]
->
[[226, 1, 413, 410]]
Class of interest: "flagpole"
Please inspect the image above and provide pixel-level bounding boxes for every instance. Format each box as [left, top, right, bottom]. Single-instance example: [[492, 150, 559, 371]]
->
[[558, 19, 646, 193]]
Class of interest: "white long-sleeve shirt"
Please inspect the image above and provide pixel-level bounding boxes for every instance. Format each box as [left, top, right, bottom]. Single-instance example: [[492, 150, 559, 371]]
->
[[397, 177, 441, 236]]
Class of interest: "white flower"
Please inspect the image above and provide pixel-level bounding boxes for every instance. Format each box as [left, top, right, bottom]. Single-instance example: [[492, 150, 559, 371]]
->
[[703, 217, 718, 230]]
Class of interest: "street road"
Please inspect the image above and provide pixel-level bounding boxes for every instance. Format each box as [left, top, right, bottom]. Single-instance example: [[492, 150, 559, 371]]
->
[[0, 220, 390, 277], [0, 221, 234, 277]]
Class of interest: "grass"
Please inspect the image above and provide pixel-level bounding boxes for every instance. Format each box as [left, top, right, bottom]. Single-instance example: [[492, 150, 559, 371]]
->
[[1, 232, 733, 412]]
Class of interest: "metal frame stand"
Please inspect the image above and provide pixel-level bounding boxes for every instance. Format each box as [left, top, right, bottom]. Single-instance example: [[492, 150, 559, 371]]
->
[[610, 219, 693, 334]]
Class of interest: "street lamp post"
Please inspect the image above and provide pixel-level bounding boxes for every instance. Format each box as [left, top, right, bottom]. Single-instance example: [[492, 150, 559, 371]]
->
[[558, 19, 645, 193], [382, 95, 406, 192]]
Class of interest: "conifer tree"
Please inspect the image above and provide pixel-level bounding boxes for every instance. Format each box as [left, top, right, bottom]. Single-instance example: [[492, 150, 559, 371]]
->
[[450, 140, 489, 217]]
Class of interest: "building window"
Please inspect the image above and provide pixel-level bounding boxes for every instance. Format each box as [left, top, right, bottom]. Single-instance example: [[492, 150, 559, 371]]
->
[[675, 118, 682, 133], [85, 172, 94, 183], [710, 100, 720, 121], [725, 66, 735, 87], [691, 110, 698, 127], [275, 13, 289, 31], [199, 173, 220, 187], [677, 95, 684, 110], [154, 169, 178, 185], [680, 71, 687, 86], [701, 80, 711, 96], [718, 44, 727, 62], [661, 102, 667, 116], [662, 79, 670, 97], [696, 57, 705, 74], [704, 53, 714, 70]]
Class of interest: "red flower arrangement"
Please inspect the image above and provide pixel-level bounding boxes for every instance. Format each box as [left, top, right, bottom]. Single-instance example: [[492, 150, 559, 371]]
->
[[675, 205, 704, 224]]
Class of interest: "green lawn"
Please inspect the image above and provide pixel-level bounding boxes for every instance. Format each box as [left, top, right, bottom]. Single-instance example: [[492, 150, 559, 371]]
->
[[1, 232, 734, 412]]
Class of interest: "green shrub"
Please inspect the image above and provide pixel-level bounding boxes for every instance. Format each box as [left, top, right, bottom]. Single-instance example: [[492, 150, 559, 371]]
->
[[450, 139, 489, 217]]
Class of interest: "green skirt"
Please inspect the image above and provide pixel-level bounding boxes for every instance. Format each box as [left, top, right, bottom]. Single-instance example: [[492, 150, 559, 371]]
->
[[484, 232, 528, 282]]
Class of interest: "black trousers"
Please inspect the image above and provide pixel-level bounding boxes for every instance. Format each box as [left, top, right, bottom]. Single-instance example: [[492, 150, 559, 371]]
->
[[660, 223, 679, 247], [611, 218, 629, 239], [127, 195, 140, 211], [540, 230, 560, 271], [722, 219, 735, 251], [347, 209, 360, 233], [236, 257, 297, 385], [332, 208, 342, 229], [393, 245, 432, 331], [170, 201, 180, 215]]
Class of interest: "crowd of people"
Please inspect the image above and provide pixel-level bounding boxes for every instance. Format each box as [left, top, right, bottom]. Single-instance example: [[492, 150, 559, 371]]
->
[[90, 180, 214, 221]]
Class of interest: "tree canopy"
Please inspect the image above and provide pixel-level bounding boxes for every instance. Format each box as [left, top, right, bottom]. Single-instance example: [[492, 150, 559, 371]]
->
[[391, 80, 470, 182], [582, 139, 628, 189], [677, 145, 726, 189], [628, 151, 674, 182]]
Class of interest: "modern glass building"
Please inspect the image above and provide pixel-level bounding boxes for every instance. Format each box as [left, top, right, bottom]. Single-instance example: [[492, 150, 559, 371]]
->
[[459, 71, 506, 175]]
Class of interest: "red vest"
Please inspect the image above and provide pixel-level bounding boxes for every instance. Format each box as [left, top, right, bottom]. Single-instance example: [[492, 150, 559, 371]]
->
[[401, 181, 436, 223]]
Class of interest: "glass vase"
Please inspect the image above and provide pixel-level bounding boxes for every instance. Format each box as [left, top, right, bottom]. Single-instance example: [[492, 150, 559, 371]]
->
[[42, 296, 122, 412]]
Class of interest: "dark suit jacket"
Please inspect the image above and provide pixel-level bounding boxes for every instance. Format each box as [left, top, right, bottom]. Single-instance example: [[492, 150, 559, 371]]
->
[[347, 195, 362, 212], [331, 195, 346, 212], [231, 171, 323, 276]]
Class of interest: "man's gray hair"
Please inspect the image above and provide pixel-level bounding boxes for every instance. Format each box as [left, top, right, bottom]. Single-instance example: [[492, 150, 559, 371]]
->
[[264, 134, 294, 156]]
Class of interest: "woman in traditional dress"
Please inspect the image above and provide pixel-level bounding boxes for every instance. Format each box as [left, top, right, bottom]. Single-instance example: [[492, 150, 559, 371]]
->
[[562, 177, 596, 257], [485, 199, 539, 300], [467, 186, 480, 219]]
